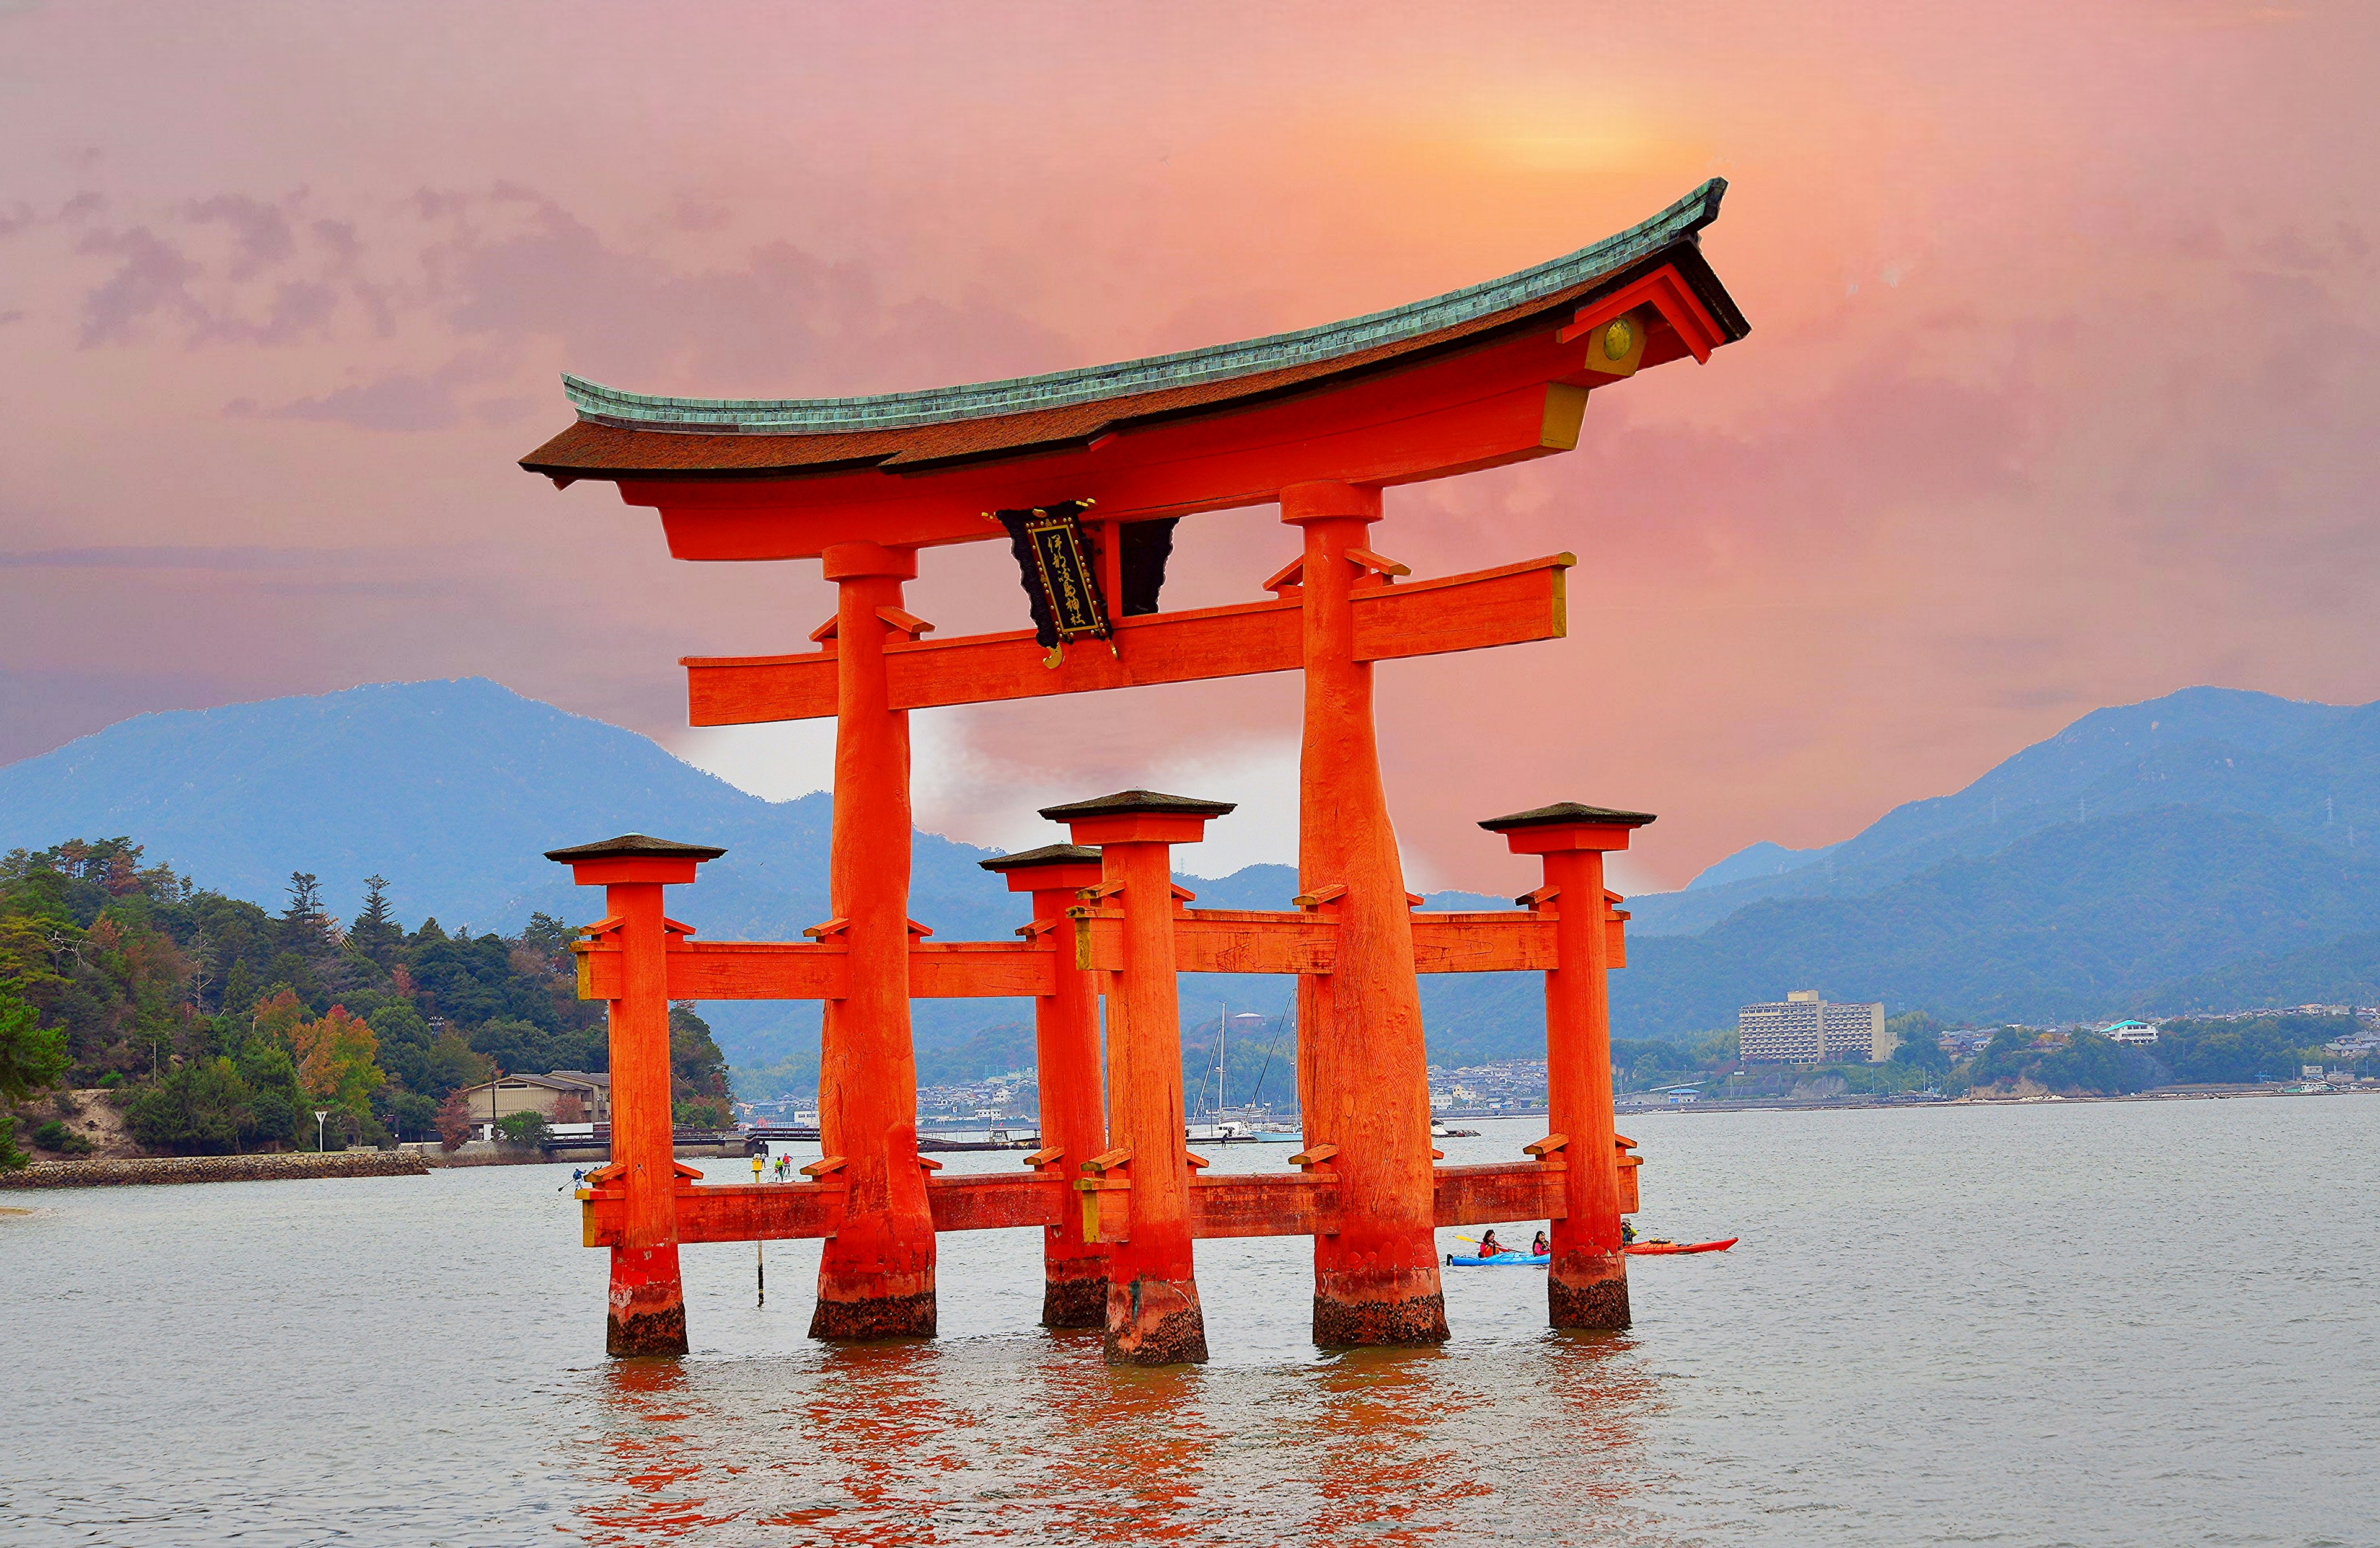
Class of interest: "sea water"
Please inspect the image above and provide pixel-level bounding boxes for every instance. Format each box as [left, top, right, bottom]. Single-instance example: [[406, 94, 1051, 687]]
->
[[4, 1098, 2376, 1546]]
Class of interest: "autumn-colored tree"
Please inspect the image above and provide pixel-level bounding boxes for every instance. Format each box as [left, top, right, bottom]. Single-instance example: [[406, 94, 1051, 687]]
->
[[250, 987, 309, 1046], [434, 1089, 475, 1151], [552, 1091, 586, 1124], [101, 852, 140, 897], [289, 1004, 385, 1117]]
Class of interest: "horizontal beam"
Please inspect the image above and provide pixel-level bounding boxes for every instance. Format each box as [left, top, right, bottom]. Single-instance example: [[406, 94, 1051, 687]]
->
[[682, 554, 1572, 725], [1432, 1160, 1569, 1227], [572, 904, 1618, 1001], [575, 938, 1057, 1001], [581, 1174, 1073, 1246], [907, 941, 1057, 999], [583, 1180, 847, 1247], [1409, 913, 1556, 973], [583, 1157, 1584, 1249], [1072, 907, 1341, 975]]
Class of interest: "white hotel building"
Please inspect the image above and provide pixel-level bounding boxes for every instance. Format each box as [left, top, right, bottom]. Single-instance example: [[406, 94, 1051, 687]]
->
[[1739, 990, 1890, 1064]]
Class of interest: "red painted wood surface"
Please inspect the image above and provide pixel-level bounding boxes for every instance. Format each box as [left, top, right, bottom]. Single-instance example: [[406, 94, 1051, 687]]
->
[[1059, 808, 1209, 1364], [600, 267, 1727, 559], [1288, 484, 1447, 1347], [1430, 1161, 1570, 1228], [601, 875, 686, 1354], [809, 541, 938, 1339], [1072, 908, 1340, 976], [591, 1159, 1577, 1249], [1002, 859, 1111, 1327], [679, 556, 1569, 726], [1505, 825, 1636, 1332]]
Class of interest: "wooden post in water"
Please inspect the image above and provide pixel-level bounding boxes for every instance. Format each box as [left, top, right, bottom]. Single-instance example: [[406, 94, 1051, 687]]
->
[[546, 834, 723, 1356], [1281, 480, 1447, 1348], [1481, 803, 1654, 1331], [981, 843, 1111, 1327], [1046, 790, 1233, 1366], [813, 539, 938, 1340]]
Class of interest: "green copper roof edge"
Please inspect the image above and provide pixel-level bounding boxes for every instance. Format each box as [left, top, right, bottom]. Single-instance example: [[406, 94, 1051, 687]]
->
[[561, 179, 1726, 436]]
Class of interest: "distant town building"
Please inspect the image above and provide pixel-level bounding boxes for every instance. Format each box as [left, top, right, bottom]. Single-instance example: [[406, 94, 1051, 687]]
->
[[1739, 990, 1889, 1064], [2098, 1019, 2161, 1045]]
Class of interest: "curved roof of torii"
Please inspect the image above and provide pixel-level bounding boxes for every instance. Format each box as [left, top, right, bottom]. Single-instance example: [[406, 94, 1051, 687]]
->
[[521, 180, 1746, 485]]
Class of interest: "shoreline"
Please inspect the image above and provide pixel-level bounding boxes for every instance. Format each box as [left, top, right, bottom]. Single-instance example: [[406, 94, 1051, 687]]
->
[[0, 1151, 430, 1190], [1613, 1082, 2376, 1115]]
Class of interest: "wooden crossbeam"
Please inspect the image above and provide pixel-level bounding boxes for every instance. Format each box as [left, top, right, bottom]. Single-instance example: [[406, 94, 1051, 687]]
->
[[1069, 906, 1341, 975], [576, 903, 1618, 1001], [583, 1157, 1577, 1249], [682, 554, 1572, 725], [575, 937, 1056, 1001]]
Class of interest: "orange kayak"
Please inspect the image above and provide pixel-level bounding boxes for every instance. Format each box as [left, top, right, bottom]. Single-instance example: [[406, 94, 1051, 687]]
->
[[1624, 1237, 1737, 1256]]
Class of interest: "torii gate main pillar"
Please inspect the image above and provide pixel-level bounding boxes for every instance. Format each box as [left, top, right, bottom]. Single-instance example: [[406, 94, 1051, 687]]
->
[[813, 539, 937, 1338], [1284, 480, 1447, 1347]]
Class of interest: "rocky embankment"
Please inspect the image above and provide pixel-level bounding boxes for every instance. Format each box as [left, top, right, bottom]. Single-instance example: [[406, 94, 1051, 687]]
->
[[0, 1151, 430, 1189]]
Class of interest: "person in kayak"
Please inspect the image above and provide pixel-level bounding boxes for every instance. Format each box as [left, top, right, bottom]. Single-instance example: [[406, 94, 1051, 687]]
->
[[1476, 1229, 1509, 1258], [1530, 1230, 1550, 1257], [1621, 1219, 1637, 1245]]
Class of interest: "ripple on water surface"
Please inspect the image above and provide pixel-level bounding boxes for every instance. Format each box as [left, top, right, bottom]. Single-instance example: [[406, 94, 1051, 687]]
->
[[5, 1100, 2377, 1546]]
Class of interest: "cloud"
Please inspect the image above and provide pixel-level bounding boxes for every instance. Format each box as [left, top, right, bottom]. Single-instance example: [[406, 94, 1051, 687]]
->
[[229, 350, 509, 432], [74, 224, 201, 345], [183, 193, 296, 280]]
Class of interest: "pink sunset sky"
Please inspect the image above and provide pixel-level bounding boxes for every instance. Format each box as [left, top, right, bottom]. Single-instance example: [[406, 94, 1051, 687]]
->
[[3, 2, 2375, 894]]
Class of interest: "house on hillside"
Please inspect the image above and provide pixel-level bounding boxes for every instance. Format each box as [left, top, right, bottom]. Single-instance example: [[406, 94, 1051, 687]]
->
[[2098, 1019, 2161, 1045], [449, 1070, 612, 1126]]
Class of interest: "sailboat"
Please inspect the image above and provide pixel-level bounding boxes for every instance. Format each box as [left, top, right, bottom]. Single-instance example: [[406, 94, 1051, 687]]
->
[[1187, 1002, 1300, 1144]]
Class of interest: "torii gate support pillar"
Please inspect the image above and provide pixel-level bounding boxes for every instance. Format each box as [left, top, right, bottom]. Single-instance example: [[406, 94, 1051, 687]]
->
[[1282, 480, 1447, 1347], [1048, 791, 1232, 1366], [981, 844, 1111, 1327], [546, 834, 724, 1357], [814, 539, 938, 1340], [1484, 802, 1655, 1331]]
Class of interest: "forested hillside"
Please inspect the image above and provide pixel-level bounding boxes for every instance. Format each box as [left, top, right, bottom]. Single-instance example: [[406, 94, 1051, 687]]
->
[[0, 838, 729, 1161]]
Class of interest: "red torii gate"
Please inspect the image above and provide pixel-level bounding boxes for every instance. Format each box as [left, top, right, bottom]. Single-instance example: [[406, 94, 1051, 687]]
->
[[524, 181, 1746, 1362]]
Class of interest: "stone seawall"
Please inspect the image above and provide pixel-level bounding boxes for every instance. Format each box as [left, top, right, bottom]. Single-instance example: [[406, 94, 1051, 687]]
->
[[0, 1151, 431, 1189]]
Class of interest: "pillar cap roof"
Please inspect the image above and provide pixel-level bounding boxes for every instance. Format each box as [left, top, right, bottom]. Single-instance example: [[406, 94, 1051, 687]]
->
[[1038, 790, 1237, 821], [978, 843, 1103, 873], [544, 834, 728, 863], [1478, 802, 1657, 833]]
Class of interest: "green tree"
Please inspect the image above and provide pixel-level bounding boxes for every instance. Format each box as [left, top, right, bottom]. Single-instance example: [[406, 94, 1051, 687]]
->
[[235, 1036, 306, 1148], [669, 1002, 731, 1125], [350, 875, 401, 963], [496, 1109, 549, 1147], [1887, 1012, 1952, 1075], [521, 912, 576, 960], [378, 1089, 438, 1141], [420, 1027, 492, 1099], [0, 987, 69, 1171], [0, 988, 68, 1101], [125, 1058, 255, 1155]]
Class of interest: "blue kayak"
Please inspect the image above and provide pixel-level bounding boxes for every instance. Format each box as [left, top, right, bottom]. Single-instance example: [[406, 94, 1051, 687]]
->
[[1445, 1252, 1549, 1267]]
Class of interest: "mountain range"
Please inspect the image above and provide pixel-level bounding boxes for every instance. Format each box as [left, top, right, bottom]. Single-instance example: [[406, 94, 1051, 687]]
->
[[4, 677, 2375, 1074]]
